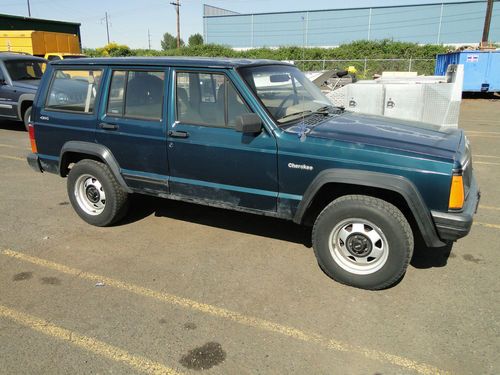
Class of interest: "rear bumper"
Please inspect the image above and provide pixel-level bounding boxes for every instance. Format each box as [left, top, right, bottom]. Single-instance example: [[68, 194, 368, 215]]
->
[[431, 176, 480, 242], [27, 153, 43, 173]]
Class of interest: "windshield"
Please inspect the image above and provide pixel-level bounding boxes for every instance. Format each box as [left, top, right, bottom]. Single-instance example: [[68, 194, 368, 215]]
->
[[239, 65, 333, 124], [4, 60, 45, 81]]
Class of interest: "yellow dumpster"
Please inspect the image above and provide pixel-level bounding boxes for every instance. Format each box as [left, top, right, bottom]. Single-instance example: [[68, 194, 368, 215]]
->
[[0, 30, 81, 57]]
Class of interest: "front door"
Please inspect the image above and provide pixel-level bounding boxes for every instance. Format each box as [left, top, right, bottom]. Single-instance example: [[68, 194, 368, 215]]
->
[[167, 68, 278, 212], [96, 68, 169, 193], [0, 64, 18, 119]]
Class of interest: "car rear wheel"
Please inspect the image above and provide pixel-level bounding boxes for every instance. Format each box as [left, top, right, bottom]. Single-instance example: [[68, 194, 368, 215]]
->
[[312, 195, 413, 290], [67, 159, 129, 226]]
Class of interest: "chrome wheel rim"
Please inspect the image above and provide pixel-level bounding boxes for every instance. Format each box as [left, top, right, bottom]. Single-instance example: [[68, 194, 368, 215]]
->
[[328, 218, 389, 275], [74, 174, 106, 215]]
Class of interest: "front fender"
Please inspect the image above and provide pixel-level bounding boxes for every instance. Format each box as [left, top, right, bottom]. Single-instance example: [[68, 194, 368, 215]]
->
[[293, 169, 445, 247]]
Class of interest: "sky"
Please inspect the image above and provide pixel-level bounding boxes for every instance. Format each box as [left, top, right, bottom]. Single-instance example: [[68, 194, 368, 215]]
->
[[1, 0, 480, 49]]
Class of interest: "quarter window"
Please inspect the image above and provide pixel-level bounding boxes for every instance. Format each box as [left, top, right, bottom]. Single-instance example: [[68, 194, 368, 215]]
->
[[106, 70, 165, 121], [107, 71, 126, 116], [176, 71, 250, 127], [46, 70, 102, 113]]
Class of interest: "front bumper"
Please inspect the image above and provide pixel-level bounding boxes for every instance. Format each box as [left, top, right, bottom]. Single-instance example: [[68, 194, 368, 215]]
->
[[431, 176, 480, 242], [27, 153, 43, 173]]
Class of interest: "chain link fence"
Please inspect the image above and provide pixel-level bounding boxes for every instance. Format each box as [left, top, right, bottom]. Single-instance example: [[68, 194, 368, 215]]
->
[[294, 59, 436, 78]]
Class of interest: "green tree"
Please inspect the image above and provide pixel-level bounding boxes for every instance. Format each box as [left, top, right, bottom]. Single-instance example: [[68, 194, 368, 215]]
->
[[95, 42, 134, 57], [188, 33, 204, 47], [161, 32, 184, 50]]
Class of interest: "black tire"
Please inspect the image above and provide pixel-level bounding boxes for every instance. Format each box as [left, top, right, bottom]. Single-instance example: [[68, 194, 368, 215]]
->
[[312, 195, 413, 290], [23, 106, 32, 131], [67, 159, 129, 226]]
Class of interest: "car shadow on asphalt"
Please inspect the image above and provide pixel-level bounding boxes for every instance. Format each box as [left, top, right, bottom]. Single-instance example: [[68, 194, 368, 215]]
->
[[410, 237, 454, 269], [122, 195, 455, 266], [462, 92, 499, 100], [0, 120, 25, 132], [122, 194, 313, 248]]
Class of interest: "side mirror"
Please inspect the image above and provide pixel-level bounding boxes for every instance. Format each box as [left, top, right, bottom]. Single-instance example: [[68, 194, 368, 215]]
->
[[0, 78, 6, 85], [235, 113, 262, 134]]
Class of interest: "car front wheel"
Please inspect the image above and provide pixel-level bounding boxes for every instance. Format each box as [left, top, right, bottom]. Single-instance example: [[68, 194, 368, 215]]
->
[[312, 195, 413, 290]]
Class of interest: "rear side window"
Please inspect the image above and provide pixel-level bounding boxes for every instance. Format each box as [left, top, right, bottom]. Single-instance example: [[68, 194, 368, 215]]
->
[[45, 70, 102, 113], [106, 70, 165, 121]]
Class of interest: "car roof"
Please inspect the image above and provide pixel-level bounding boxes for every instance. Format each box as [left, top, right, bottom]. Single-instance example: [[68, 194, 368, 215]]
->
[[50, 56, 293, 69], [0, 52, 47, 62]]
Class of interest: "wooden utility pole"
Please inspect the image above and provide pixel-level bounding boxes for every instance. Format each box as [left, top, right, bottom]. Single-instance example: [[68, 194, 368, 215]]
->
[[26, 0, 31, 17], [170, 0, 181, 48], [481, 0, 494, 48], [148, 29, 152, 50]]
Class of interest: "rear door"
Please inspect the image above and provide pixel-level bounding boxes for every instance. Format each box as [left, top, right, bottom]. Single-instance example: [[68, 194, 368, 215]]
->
[[167, 68, 278, 212], [36, 67, 104, 158], [96, 67, 169, 193]]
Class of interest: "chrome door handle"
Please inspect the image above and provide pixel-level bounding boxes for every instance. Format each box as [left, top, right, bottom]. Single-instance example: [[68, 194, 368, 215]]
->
[[99, 122, 118, 130], [168, 130, 189, 138]]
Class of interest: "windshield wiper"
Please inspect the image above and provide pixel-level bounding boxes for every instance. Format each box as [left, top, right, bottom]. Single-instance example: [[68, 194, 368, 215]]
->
[[278, 110, 313, 122], [313, 105, 342, 115]]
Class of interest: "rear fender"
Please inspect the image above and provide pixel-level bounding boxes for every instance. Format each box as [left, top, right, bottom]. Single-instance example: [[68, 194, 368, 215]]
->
[[59, 141, 132, 193]]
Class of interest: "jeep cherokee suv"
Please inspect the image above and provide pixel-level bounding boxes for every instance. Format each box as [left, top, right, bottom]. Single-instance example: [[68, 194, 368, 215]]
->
[[26, 57, 480, 290], [0, 52, 46, 129]]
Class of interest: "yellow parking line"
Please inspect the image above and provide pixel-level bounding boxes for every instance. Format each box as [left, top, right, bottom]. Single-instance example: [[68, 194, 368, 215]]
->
[[0, 154, 24, 161], [474, 222, 500, 230], [474, 154, 500, 159], [0, 304, 182, 375], [1, 249, 448, 375], [467, 133, 500, 138], [0, 144, 30, 151], [466, 131, 500, 134], [479, 205, 500, 211], [474, 161, 500, 166]]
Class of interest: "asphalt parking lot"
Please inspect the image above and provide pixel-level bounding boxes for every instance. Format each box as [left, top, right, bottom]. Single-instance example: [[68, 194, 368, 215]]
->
[[1, 98, 499, 375]]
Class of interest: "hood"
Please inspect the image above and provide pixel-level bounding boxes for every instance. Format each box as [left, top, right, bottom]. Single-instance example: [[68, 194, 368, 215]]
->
[[12, 79, 41, 90], [286, 111, 463, 160]]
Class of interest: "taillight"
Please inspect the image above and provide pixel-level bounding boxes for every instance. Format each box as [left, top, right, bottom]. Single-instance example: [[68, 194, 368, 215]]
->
[[28, 123, 37, 153], [448, 174, 464, 210]]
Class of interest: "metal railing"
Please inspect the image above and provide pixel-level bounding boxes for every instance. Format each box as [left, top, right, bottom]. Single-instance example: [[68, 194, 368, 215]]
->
[[293, 58, 436, 77]]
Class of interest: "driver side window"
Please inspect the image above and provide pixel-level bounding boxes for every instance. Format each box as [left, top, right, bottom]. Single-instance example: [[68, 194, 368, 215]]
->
[[176, 71, 250, 128]]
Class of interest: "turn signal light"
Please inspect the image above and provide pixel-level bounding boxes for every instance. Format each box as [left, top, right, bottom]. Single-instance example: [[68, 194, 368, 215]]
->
[[28, 123, 37, 153], [448, 175, 464, 210]]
